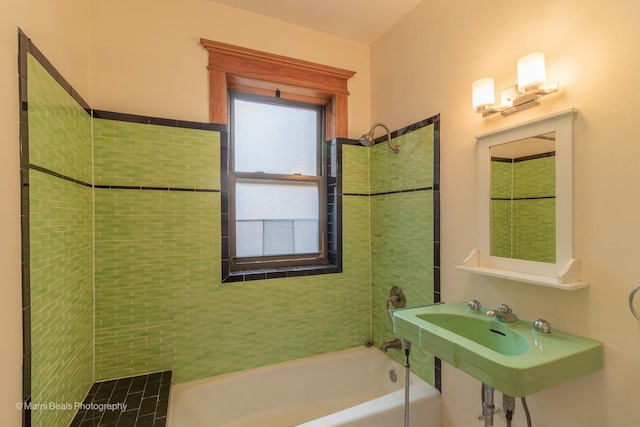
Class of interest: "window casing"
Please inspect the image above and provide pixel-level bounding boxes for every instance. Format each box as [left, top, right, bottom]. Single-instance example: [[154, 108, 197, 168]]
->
[[229, 92, 327, 271], [200, 39, 353, 281]]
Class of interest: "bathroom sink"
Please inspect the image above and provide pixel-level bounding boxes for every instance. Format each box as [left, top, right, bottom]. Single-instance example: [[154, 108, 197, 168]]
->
[[416, 313, 530, 356], [392, 302, 603, 396]]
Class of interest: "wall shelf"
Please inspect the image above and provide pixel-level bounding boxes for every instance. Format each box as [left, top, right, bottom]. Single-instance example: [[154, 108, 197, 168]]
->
[[457, 249, 589, 290]]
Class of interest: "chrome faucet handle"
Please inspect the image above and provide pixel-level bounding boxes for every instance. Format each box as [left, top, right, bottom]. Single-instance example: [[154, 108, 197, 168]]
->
[[496, 304, 512, 313], [533, 319, 552, 334], [486, 304, 518, 323], [467, 300, 482, 311]]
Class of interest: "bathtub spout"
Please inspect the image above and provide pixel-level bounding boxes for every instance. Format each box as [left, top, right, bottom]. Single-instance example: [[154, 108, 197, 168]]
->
[[380, 338, 403, 352]]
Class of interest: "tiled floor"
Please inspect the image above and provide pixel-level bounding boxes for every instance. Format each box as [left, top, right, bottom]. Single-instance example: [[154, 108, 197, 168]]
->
[[70, 371, 172, 427]]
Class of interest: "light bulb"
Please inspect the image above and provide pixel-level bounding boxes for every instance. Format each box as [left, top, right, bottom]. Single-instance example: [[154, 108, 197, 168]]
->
[[517, 53, 546, 93], [472, 78, 495, 111]]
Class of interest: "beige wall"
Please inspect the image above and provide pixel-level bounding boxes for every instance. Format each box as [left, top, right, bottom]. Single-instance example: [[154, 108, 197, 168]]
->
[[1, 1, 370, 425], [1, 0, 90, 425], [372, 0, 640, 425], [88, 0, 371, 136]]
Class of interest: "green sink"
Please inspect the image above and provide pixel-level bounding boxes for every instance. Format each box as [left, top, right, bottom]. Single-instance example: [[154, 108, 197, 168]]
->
[[392, 301, 603, 396]]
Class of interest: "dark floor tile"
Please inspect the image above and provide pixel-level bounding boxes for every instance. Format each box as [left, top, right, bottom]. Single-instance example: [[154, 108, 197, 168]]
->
[[147, 372, 162, 383], [116, 410, 138, 427], [115, 377, 133, 391], [143, 380, 160, 398], [88, 383, 100, 396], [79, 417, 99, 427], [110, 387, 129, 404], [159, 382, 170, 399], [130, 376, 148, 393], [161, 371, 172, 385], [83, 407, 104, 422], [136, 413, 156, 427], [124, 392, 143, 411], [72, 371, 172, 427], [94, 380, 117, 401], [69, 413, 84, 427], [155, 399, 168, 418], [99, 407, 122, 425], [138, 397, 158, 416]]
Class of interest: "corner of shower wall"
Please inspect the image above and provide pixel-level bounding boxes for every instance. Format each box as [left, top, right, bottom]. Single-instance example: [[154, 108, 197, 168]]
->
[[369, 118, 440, 386], [19, 31, 94, 427]]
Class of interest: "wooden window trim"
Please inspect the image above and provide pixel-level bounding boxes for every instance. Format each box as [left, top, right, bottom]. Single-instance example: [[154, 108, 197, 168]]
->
[[200, 39, 355, 139]]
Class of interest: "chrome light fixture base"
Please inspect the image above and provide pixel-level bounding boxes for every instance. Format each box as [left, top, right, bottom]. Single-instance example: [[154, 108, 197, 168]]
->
[[474, 83, 559, 117]]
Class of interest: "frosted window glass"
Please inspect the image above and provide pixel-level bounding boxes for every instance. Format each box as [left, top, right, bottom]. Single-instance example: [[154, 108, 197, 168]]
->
[[236, 221, 263, 257], [234, 99, 318, 175], [263, 221, 294, 255], [236, 181, 319, 257]]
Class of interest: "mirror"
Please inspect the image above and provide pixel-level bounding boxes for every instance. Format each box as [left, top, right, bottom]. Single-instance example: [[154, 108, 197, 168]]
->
[[490, 132, 555, 263], [458, 109, 588, 289]]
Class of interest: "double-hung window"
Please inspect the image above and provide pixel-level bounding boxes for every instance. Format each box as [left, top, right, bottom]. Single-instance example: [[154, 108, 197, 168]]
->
[[200, 39, 354, 280], [230, 92, 326, 271]]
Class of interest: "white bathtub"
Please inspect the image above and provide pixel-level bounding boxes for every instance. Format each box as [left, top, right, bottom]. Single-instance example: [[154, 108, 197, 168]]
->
[[168, 346, 441, 427]]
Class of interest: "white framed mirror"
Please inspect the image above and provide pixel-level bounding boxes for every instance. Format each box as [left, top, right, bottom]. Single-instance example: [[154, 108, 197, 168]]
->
[[458, 109, 588, 290]]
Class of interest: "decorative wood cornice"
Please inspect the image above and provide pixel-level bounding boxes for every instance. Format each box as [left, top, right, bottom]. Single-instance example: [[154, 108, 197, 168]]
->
[[200, 38, 356, 139]]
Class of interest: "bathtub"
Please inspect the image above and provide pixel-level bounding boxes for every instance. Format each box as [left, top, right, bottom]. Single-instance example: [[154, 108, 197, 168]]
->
[[168, 346, 441, 427]]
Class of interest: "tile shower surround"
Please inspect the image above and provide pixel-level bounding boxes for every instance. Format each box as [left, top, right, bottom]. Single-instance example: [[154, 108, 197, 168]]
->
[[19, 29, 441, 427]]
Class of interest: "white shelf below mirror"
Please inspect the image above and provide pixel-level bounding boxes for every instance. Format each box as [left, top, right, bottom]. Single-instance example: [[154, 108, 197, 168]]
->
[[459, 109, 588, 290], [457, 249, 589, 290]]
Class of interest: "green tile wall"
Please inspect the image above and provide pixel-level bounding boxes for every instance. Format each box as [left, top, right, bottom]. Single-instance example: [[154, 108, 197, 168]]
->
[[27, 55, 92, 184], [370, 128, 433, 194], [370, 125, 436, 384], [342, 144, 370, 195], [27, 54, 94, 427], [93, 119, 219, 189], [93, 120, 371, 383], [491, 156, 555, 262]]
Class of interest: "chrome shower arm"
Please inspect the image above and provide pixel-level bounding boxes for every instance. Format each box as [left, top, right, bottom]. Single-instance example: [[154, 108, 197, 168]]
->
[[359, 122, 400, 154]]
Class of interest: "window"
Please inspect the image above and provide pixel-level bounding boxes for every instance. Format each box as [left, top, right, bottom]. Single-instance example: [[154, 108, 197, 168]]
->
[[230, 92, 326, 270], [199, 39, 354, 281]]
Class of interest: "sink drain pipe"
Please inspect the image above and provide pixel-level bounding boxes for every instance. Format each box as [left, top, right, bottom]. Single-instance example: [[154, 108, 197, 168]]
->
[[481, 383, 495, 427], [481, 383, 533, 427], [403, 339, 411, 427]]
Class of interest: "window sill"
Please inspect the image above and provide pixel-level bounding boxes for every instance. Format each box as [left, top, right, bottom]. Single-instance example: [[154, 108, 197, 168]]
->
[[223, 263, 341, 283]]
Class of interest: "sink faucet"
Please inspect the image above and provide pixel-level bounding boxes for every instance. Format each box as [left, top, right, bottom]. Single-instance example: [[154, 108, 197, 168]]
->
[[380, 338, 403, 352], [486, 304, 519, 323]]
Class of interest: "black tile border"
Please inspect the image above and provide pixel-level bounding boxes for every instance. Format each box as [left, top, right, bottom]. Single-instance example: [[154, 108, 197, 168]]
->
[[94, 185, 219, 193], [24, 34, 91, 112], [492, 151, 555, 163], [92, 110, 226, 132], [432, 115, 442, 392], [18, 28, 32, 427], [29, 164, 93, 188], [344, 187, 433, 197]]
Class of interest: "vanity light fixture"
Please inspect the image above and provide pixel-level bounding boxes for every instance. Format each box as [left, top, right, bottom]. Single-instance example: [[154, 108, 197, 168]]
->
[[472, 52, 559, 117]]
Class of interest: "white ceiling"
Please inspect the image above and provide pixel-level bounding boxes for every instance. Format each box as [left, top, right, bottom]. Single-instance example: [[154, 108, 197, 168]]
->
[[209, 0, 424, 44]]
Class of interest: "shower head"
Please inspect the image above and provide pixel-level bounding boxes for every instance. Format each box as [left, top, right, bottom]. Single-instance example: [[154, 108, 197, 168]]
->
[[358, 122, 400, 154], [358, 131, 376, 147]]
